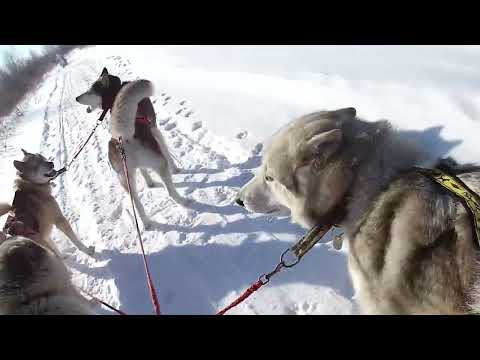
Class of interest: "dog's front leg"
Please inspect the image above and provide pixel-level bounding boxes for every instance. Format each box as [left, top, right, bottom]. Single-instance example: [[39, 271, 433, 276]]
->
[[55, 216, 95, 257], [0, 203, 11, 217]]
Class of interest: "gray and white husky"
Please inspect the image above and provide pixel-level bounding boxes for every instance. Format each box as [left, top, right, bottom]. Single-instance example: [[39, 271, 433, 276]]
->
[[237, 107, 480, 314]]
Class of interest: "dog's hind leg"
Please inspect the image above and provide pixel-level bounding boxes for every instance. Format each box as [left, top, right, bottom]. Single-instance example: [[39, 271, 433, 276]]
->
[[117, 170, 152, 229], [152, 162, 190, 207], [151, 127, 181, 174]]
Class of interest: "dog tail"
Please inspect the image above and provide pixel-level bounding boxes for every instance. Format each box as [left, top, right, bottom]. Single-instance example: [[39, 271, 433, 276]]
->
[[110, 79, 154, 139]]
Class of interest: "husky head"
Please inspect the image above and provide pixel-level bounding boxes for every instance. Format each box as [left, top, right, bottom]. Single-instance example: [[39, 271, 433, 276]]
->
[[75, 67, 122, 113], [13, 149, 57, 184], [236, 108, 361, 229], [0, 236, 72, 313]]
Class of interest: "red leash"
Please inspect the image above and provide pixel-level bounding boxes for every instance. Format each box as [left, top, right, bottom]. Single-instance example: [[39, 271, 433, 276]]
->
[[217, 224, 333, 315], [118, 136, 162, 315], [217, 280, 264, 315], [216, 261, 283, 315]]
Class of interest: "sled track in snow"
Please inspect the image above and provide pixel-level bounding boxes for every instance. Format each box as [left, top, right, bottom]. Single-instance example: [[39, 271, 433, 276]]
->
[[31, 54, 344, 315]]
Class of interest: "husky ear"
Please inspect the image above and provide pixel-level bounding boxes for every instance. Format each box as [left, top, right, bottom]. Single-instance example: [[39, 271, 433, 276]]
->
[[101, 67, 109, 76], [334, 107, 356, 117], [306, 129, 343, 162], [101, 75, 110, 87], [21, 148, 30, 157], [13, 160, 26, 173]]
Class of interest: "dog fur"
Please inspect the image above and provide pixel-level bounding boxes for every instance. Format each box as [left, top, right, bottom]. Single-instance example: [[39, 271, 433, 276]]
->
[[5, 150, 95, 258], [76, 68, 189, 229], [237, 108, 480, 314], [0, 236, 95, 315]]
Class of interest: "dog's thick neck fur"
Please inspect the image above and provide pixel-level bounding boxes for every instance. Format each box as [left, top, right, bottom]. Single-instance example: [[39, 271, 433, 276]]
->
[[339, 118, 432, 236], [14, 178, 52, 195]]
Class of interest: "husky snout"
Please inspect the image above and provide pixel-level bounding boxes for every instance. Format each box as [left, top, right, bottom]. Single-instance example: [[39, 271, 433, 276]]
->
[[235, 198, 245, 207]]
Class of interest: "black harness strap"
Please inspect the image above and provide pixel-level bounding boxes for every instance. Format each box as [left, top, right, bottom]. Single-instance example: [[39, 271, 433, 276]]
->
[[2, 190, 40, 238]]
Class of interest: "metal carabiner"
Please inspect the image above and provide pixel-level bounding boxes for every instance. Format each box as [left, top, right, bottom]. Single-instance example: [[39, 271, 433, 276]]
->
[[280, 248, 300, 268]]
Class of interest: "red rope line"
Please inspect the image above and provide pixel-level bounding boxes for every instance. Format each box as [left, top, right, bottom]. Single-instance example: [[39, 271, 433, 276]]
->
[[217, 280, 264, 315], [119, 137, 162, 315]]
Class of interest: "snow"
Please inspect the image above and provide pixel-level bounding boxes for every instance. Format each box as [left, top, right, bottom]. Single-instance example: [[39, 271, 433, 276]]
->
[[1, 45, 480, 314]]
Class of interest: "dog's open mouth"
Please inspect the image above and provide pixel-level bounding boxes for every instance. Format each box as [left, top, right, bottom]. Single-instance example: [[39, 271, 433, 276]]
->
[[44, 169, 57, 178]]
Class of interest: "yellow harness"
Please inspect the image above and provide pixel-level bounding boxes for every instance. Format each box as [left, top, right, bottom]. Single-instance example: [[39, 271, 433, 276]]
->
[[418, 168, 480, 245]]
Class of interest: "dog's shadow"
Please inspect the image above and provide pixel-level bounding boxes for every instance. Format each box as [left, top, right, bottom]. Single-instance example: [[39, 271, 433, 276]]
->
[[72, 235, 353, 315], [175, 154, 261, 191], [144, 211, 303, 240], [176, 125, 465, 193], [398, 125, 463, 160]]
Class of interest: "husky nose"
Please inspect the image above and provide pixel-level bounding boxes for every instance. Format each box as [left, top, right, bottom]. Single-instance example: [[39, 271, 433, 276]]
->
[[235, 198, 245, 207], [75, 96, 80, 102]]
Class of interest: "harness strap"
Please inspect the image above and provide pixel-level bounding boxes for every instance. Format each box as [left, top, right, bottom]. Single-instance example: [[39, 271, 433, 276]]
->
[[417, 168, 480, 246], [2, 190, 40, 237]]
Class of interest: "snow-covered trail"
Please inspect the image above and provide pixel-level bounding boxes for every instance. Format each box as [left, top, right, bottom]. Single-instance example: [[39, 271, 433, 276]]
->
[[6, 49, 353, 315], [4, 45, 480, 315]]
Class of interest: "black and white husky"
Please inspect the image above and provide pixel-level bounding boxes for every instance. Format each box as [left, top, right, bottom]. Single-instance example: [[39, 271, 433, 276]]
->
[[76, 68, 189, 229]]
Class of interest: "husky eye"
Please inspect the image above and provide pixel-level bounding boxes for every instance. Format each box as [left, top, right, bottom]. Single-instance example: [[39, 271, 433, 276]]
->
[[265, 175, 274, 182]]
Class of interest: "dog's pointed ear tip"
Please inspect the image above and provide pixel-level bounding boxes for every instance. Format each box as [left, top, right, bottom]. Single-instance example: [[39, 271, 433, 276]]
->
[[342, 107, 356, 117], [101, 67, 109, 74]]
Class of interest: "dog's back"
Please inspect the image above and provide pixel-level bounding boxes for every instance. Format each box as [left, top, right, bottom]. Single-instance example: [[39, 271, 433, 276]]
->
[[435, 157, 480, 175], [109, 80, 154, 140], [0, 237, 95, 315]]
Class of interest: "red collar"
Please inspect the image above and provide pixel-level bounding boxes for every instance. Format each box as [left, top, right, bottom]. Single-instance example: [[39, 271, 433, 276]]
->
[[135, 103, 150, 125]]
